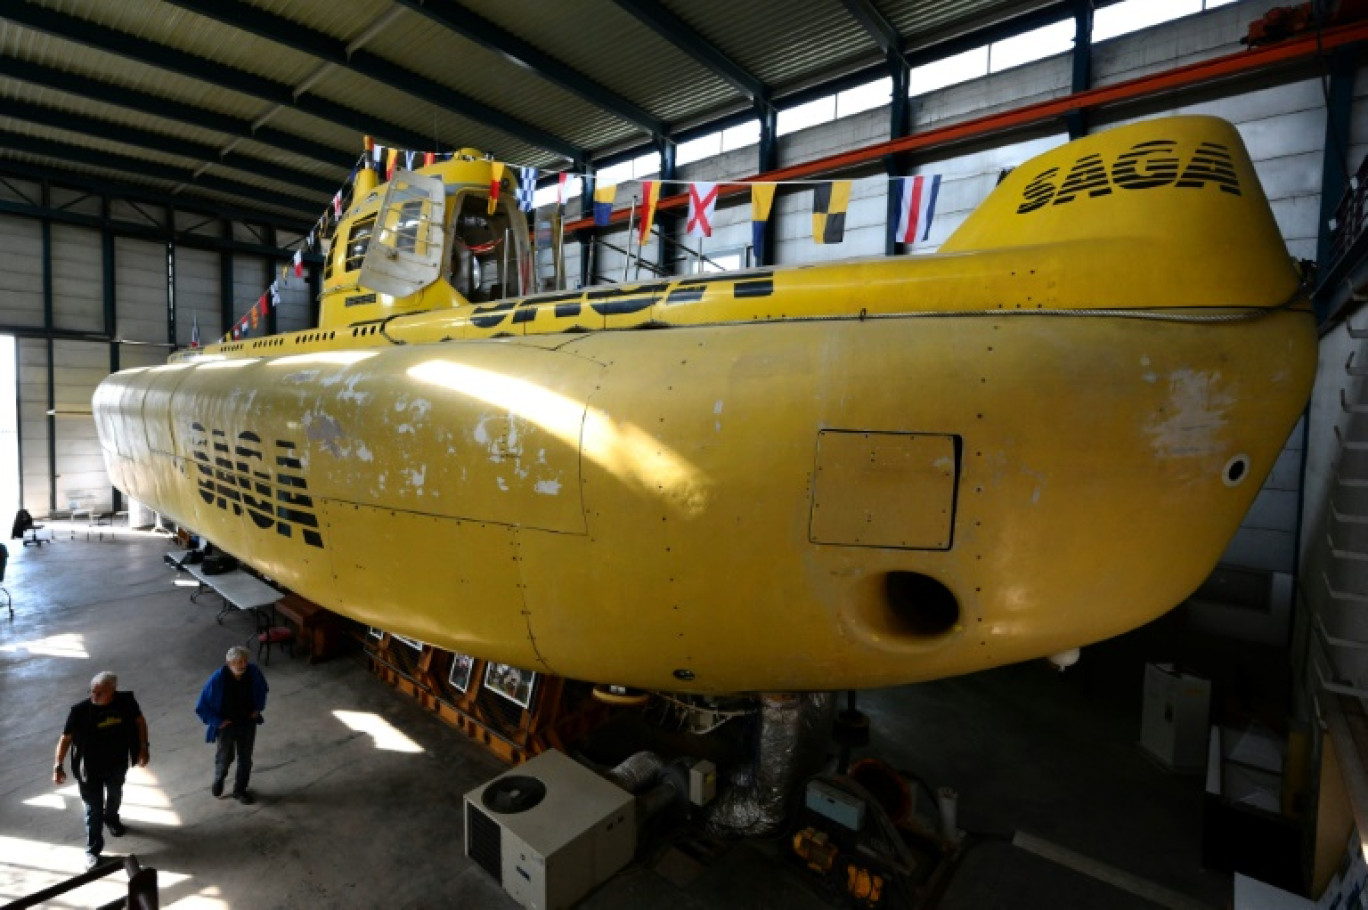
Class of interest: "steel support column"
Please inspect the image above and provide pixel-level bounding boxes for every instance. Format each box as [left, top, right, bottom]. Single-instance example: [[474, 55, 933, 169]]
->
[[1317, 45, 1358, 322], [656, 138, 676, 277], [265, 227, 278, 336], [105, 200, 120, 510], [220, 230, 234, 338], [757, 105, 778, 267], [1066, 0, 1094, 140], [577, 159, 594, 289], [884, 59, 912, 256], [41, 181, 56, 514], [102, 198, 116, 340]]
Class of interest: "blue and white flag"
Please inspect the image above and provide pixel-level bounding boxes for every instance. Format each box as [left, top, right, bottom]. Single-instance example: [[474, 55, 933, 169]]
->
[[894, 174, 941, 245], [517, 167, 538, 212]]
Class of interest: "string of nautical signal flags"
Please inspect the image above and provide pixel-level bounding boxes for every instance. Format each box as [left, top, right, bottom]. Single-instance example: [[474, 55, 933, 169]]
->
[[586, 171, 942, 251], [208, 134, 944, 346]]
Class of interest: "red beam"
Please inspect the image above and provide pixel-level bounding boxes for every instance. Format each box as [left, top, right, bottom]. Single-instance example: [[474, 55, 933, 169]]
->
[[567, 18, 1368, 232]]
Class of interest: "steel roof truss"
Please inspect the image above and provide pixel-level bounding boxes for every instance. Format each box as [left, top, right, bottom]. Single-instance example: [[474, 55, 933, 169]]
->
[[2, 3, 436, 155], [156, 0, 584, 160], [609, 0, 771, 108], [395, 0, 665, 140]]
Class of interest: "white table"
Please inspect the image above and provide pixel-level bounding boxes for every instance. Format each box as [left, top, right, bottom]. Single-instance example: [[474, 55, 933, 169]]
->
[[186, 564, 283, 628]]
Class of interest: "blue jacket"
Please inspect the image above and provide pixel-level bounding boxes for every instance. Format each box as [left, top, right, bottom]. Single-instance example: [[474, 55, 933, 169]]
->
[[195, 664, 268, 743]]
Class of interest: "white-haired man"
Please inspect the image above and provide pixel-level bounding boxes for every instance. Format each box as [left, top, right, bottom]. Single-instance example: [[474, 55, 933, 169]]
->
[[195, 645, 269, 803], [53, 671, 150, 869]]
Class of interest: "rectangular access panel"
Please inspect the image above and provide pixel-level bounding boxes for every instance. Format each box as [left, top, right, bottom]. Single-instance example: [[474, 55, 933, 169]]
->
[[809, 430, 959, 550]]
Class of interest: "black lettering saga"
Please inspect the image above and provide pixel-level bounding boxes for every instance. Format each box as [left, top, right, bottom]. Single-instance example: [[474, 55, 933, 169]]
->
[[1017, 168, 1058, 214], [234, 431, 274, 530], [1112, 140, 1180, 190], [187, 424, 324, 549], [1175, 142, 1241, 195], [1053, 154, 1111, 204], [191, 422, 214, 505], [1018, 138, 1243, 213], [212, 431, 242, 514]]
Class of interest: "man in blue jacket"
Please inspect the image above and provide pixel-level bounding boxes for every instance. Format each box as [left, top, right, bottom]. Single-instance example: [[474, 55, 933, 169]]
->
[[195, 645, 268, 804]]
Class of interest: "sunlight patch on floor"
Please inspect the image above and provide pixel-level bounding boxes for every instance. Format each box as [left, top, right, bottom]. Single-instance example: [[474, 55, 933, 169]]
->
[[0, 632, 89, 658], [333, 709, 425, 753], [0, 835, 218, 908]]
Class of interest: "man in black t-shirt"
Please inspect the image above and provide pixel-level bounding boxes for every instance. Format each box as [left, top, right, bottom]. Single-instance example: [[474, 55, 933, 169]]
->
[[53, 671, 150, 869]]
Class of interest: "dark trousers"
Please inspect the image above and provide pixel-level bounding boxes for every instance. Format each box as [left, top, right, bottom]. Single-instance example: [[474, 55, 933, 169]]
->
[[77, 769, 125, 857], [215, 721, 256, 794]]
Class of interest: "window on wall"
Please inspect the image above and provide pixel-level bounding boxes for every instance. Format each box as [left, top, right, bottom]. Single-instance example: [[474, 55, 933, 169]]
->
[[722, 121, 760, 152], [990, 19, 1075, 72], [1093, 0, 1231, 42], [837, 78, 890, 117], [778, 96, 837, 136], [678, 133, 723, 166], [909, 46, 989, 95]]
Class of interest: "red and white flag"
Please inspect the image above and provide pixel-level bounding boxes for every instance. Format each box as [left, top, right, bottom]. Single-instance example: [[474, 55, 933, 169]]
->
[[293, 249, 303, 278], [894, 174, 941, 245], [333, 191, 343, 218], [556, 172, 569, 206], [686, 182, 719, 239]]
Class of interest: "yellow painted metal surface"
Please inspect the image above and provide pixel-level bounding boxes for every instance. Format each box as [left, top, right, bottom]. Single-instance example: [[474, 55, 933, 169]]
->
[[810, 432, 957, 549], [95, 116, 1317, 692]]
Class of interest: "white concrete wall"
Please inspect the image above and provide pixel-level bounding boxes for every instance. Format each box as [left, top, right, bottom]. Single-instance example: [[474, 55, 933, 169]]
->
[[114, 237, 169, 345], [0, 216, 44, 330], [51, 224, 104, 334], [51, 340, 109, 512], [174, 246, 221, 347]]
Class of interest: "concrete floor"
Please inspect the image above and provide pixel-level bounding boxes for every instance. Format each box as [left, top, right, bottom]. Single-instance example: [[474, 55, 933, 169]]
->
[[0, 530, 1235, 909]]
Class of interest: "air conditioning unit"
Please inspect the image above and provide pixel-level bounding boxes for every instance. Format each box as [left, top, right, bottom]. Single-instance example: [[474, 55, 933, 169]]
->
[[464, 749, 636, 910]]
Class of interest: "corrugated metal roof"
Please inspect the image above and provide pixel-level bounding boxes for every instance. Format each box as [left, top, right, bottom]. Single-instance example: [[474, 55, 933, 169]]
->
[[0, 0, 1111, 229]]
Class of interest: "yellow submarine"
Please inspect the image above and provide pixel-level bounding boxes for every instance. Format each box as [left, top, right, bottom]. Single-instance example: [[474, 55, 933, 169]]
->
[[93, 116, 1316, 694]]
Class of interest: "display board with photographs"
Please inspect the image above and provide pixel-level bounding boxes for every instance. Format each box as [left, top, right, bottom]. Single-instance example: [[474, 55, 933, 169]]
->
[[448, 653, 475, 693], [483, 662, 537, 709]]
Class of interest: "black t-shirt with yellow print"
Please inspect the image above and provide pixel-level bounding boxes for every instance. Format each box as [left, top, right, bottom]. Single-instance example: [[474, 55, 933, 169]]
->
[[63, 691, 142, 778]]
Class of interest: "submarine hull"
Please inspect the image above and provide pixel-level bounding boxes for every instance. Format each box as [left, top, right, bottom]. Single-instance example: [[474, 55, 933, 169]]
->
[[94, 305, 1313, 692]]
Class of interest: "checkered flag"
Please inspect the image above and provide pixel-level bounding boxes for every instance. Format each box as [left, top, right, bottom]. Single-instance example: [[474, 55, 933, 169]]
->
[[516, 167, 537, 212]]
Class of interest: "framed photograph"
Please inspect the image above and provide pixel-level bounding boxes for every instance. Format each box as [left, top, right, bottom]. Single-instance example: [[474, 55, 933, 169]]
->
[[393, 634, 423, 651], [483, 662, 537, 710], [367, 627, 383, 640], [448, 653, 474, 693]]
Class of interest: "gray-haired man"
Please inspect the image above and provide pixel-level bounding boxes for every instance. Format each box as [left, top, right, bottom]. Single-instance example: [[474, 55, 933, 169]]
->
[[54, 671, 150, 869], [195, 645, 269, 803]]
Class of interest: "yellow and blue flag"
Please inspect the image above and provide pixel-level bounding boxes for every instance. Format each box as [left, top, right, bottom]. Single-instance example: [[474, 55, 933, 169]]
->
[[812, 180, 852, 244], [593, 183, 618, 226]]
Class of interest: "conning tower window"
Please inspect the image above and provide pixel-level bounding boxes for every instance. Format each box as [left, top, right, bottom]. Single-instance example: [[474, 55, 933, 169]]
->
[[344, 215, 375, 272]]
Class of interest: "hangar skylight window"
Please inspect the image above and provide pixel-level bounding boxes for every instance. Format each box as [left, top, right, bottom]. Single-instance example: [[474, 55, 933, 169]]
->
[[990, 19, 1074, 72], [1095, 0, 1236, 42]]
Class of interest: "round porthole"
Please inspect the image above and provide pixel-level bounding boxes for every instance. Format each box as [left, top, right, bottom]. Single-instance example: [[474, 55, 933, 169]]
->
[[1222, 454, 1250, 487]]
